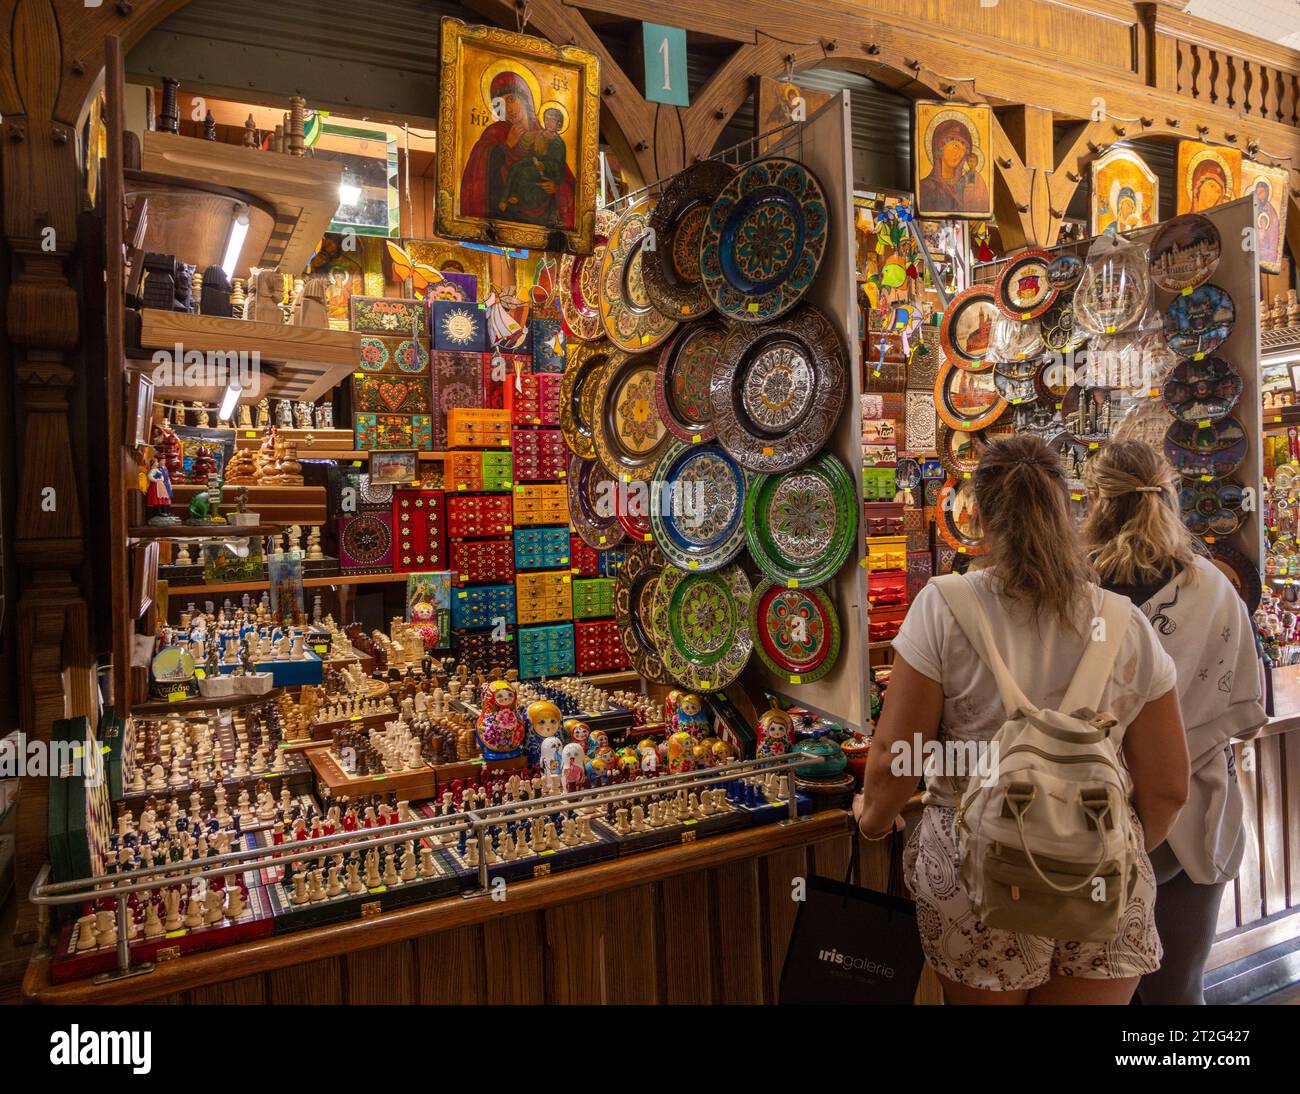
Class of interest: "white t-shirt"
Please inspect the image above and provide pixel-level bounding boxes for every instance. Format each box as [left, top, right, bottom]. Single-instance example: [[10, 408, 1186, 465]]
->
[[892, 569, 1177, 807]]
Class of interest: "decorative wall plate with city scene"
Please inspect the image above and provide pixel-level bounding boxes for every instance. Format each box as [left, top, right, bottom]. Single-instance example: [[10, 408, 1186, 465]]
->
[[989, 312, 1044, 363], [934, 361, 1008, 431], [644, 160, 735, 321], [1162, 356, 1242, 423], [1047, 253, 1083, 289], [559, 340, 618, 460], [993, 368, 1038, 407], [568, 452, 627, 549], [995, 248, 1058, 319], [744, 452, 857, 588], [939, 285, 999, 370], [599, 201, 678, 352], [1163, 284, 1236, 359], [938, 424, 999, 477], [1148, 213, 1221, 293], [655, 320, 727, 445], [748, 580, 841, 685], [648, 440, 749, 572], [1180, 478, 1245, 539], [699, 156, 828, 324], [559, 208, 617, 342], [935, 476, 986, 555], [709, 303, 846, 474], [614, 542, 671, 683], [1044, 426, 1089, 490], [1060, 383, 1125, 446], [1074, 244, 1149, 335], [1164, 417, 1247, 480], [652, 563, 753, 692], [591, 350, 671, 481]]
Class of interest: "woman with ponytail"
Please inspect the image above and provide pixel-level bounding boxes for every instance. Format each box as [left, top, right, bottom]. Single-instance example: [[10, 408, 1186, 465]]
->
[[855, 434, 1189, 1004], [1083, 440, 1265, 1005]]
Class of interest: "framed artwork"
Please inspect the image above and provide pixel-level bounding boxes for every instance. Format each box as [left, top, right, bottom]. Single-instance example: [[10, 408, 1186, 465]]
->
[[395, 238, 492, 302], [125, 368, 155, 448], [436, 18, 601, 253], [370, 448, 421, 486], [914, 102, 993, 219], [1090, 146, 1157, 236], [318, 121, 400, 238], [1176, 141, 1242, 215], [131, 541, 159, 619], [1240, 160, 1289, 275]]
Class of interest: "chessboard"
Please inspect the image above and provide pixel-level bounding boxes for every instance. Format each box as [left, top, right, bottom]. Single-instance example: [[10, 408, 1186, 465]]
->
[[307, 746, 438, 801]]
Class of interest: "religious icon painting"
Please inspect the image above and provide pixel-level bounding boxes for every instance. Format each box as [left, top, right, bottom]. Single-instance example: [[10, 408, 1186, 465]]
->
[[914, 102, 994, 219], [1176, 141, 1242, 216], [1090, 146, 1158, 237], [436, 18, 601, 253], [1240, 160, 1289, 275], [433, 299, 487, 352]]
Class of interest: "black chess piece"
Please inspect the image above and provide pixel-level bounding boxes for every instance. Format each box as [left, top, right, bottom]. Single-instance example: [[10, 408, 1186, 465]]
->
[[174, 260, 196, 312], [158, 77, 181, 135], [141, 252, 178, 310], [203, 109, 217, 141], [201, 265, 232, 318]]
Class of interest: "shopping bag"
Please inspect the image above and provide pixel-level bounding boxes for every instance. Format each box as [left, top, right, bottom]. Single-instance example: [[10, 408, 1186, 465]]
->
[[778, 832, 925, 1004]]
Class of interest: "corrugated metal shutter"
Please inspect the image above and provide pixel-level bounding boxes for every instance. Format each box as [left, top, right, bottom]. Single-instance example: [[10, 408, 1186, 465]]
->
[[793, 69, 911, 192]]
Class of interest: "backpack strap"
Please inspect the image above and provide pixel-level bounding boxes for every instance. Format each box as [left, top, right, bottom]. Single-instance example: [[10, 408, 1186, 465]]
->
[[1059, 590, 1131, 715], [933, 574, 1037, 719]]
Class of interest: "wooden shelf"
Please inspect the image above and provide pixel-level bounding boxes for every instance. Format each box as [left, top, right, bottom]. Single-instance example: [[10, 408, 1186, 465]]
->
[[129, 523, 281, 540], [130, 687, 285, 716], [164, 572, 412, 596], [1262, 406, 1300, 430]]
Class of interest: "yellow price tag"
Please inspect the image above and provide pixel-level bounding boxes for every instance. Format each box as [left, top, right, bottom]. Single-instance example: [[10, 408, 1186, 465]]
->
[[786, 578, 799, 589]]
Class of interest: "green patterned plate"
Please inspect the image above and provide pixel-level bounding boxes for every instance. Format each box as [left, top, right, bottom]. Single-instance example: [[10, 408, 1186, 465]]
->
[[651, 563, 752, 692], [748, 580, 841, 685], [744, 453, 856, 588]]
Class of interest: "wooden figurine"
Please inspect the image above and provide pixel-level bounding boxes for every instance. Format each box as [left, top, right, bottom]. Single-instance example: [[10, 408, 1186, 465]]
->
[[255, 397, 271, 430], [189, 443, 218, 484], [152, 417, 185, 479], [294, 275, 329, 327], [223, 448, 258, 485], [201, 265, 233, 318], [158, 77, 180, 134], [230, 278, 246, 318], [203, 109, 217, 141], [189, 402, 211, 429], [145, 458, 180, 525], [140, 252, 177, 311], [243, 267, 282, 323], [243, 113, 258, 148]]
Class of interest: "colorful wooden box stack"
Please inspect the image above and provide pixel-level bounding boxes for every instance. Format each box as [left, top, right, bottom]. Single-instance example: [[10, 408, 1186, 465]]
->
[[571, 576, 615, 619], [516, 567, 572, 626], [569, 533, 599, 576], [513, 526, 570, 570], [451, 583, 517, 629], [513, 483, 568, 526], [391, 488, 446, 574], [510, 428, 567, 482], [517, 621, 576, 679], [447, 408, 511, 448], [450, 538, 515, 585], [506, 373, 562, 427], [574, 618, 631, 674]]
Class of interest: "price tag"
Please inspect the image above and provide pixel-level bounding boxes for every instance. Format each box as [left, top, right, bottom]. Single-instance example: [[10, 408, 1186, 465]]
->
[[1194, 352, 1205, 361], [688, 560, 700, 570], [786, 578, 799, 589], [747, 302, 760, 313], [1182, 286, 1193, 296], [789, 675, 802, 685], [168, 690, 188, 703], [691, 434, 701, 443]]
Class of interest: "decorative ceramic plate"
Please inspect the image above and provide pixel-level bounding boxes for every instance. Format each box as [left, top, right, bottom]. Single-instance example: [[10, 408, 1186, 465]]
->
[[1044, 426, 1089, 488], [935, 476, 987, 556], [655, 320, 727, 444], [748, 580, 841, 685], [1075, 246, 1149, 335], [1039, 291, 1087, 354], [896, 457, 923, 490], [560, 341, 619, 460], [614, 543, 671, 683], [1180, 479, 1245, 539], [940, 286, 1000, 370], [1209, 543, 1262, 612], [995, 248, 1058, 319], [1112, 396, 1174, 450], [644, 161, 735, 321], [599, 202, 678, 352], [648, 440, 749, 572], [615, 476, 653, 543], [938, 425, 993, 478], [559, 209, 617, 343], [993, 368, 1038, 407], [1034, 356, 1073, 405], [1149, 213, 1221, 293], [989, 313, 1044, 364], [568, 453, 627, 550], [1061, 384, 1125, 446], [1012, 401, 1062, 438], [744, 453, 857, 588], [934, 361, 1008, 431], [591, 350, 672, 481], [651, 563, 753, 692], [1162, 356, 1243, 423], [699, 157, 828, 324], [1048, 254, 1084, 289], [1163, 417, 1248, 480], [709, 303, 846, 474], [1164, 284, 1235, 359]]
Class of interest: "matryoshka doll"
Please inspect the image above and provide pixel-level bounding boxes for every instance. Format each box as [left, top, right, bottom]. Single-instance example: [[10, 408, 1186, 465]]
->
[[586, 728, 610, 757], [666, 731, 696, 773], [539, 736, 563, 794], [560, 741, 587, 792], [637, 738, 659, 774], [475, 680, 524, 760], [564, 719, 591, 751], [756, 705, 794, 758], [674, 693, 710, 740], [525, 699, 563, 767]]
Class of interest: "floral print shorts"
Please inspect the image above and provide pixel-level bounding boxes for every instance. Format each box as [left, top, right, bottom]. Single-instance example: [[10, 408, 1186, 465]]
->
[[903, 805, 1162, 992]]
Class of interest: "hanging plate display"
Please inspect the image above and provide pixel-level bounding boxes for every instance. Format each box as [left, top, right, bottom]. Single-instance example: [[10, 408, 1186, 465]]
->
[[1074, 241, 1149, 335], [748, 580, 841, 685], [1149, 213, 1221, 294], [560, 341, 619, 460], [1012, 401, 1061, 438], [655, 320, 727, 444], [1163, 417, 1248, 480], [1180, 479, 1245, 539], [938, 423, 1014, 478], [995, 248, 1058, 319], [1044, 426, 1089, 489], [648, 440, 749, 572], [936, 476, 987, 556], [1162, 356, 1243, 423], [599, 201, 678, 353], [568, 453, 627, 550], [709, 303, 846, 474], [614, 543, 671, 684], [896, 457, 923, 491], [644, 161, 735, 321], [989, 313, 1044, 363], [744, 453, 857, 589], [1039, 291, 1087, 354], [1163, 284, 1236, 359], [591, 350, 672, 481], [559, 208, 617, 343], [651, 563, 753, 692], [615, 476, 653, 542], [1048, 253, 1084, 289], [1060, 384, 1125, 447], [939, 285, 999, 370], [934, 361, 1008, 431], [699, 157, 829, 324], [993, 367, 1038, 407], [1208, 543, 1262, 612], [1112, 395, 1174, 450]]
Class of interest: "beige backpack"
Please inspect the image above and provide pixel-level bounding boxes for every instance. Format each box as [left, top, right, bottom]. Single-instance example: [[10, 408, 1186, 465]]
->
[[934, 575, 1142, 942]]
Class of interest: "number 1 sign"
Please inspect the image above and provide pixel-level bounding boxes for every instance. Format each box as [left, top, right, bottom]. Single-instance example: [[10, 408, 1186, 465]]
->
[[643, 23, 689, 107]]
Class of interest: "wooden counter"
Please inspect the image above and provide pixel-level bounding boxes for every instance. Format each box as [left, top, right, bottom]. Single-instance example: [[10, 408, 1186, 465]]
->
[[22, 809, 943, 1005]]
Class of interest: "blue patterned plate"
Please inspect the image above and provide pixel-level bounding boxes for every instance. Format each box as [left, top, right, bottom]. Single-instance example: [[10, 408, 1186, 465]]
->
[[699, 157, 828, 323], [648, 440, 749, 572]]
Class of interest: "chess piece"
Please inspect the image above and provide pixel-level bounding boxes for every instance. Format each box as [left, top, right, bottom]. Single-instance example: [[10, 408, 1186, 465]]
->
[[163, 888, 184, 931], [203, 889, 225, 925], [243, 267, 282, 323], [201, 265, 233, 319], [143, 900, 164, 939], [183, 894, 205, 928], [243, 113, 258, 148], [158, 77, 181, 134], [225, 884, 246, 919], [203, 109, 217, 141], [295, 276, 329, 327], [75, 913, 98, 952]]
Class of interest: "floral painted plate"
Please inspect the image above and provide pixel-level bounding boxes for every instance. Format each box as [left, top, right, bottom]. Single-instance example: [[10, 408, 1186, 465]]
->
[[1163, 417, 1248, 480], [655, 320, 727, 444], [591, 350, 672, 481], [744, 452, 857, 588], [939, 286, 1000, 370], [648, 440, 749, 572], [934, 361, 1008, 431], [1163, 284, 1235, 359], [651, 562, 753, 692], [1148, 213, 1221, 294], [559, 341, 619, 460], [709, 303, 846, 474], [559, 208, 617, 343], [567, 453, 627, 550], [748, 580, 841, 685], [599, 201, 678, 353], [1162, 356, 1242, 423], [699, 157, 828, 324], [995, 248, 1058, 320], [644, 160, 735, 321], [614, 542, 671, 683], [935, 476, 987, 556]]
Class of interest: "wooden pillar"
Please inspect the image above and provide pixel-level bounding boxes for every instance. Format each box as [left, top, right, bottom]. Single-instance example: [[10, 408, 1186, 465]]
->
[[994, 105, 1057, 247]]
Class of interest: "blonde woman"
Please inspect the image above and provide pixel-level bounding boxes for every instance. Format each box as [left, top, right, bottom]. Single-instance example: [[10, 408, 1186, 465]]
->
[[1083, 440, 1265, 1005], [856, 434, 1189, 1004]]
